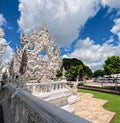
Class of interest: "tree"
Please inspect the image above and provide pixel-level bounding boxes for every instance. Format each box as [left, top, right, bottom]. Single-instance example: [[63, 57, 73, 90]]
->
[[103, 56, 120, 89], [62, 58, 84, 70], [61, 58, 92, 81], [65, 65, 76, 81], [93, 69, 105, 77], [84, 66, 93, 78], [103, 56, 120, 75], [65, 65, 84, 81]]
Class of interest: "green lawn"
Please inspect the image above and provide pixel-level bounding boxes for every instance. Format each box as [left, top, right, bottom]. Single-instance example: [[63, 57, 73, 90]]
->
[[78, 89, 120, 123]]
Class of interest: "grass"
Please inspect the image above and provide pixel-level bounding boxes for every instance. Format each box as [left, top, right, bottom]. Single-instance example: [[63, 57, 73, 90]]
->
[[78, 89, 120, 123]]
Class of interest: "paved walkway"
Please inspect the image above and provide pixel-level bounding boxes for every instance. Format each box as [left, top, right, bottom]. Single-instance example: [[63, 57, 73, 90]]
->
[[71, 93, 115, 123]]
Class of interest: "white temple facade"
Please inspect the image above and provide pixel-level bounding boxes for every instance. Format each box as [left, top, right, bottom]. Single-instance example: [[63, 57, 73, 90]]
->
[[9, 24, 80, 113]]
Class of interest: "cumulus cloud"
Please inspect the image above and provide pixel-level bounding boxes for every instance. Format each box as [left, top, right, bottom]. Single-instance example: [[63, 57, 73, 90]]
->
[[101, 0, 120, 9], [17, 0, 120, 72], [101, 0, 120, 16], [111, 18, 120, 40], [65, 37, 120, 71], [0, 38, 14, 62], [0, 14, 6, 26], [18, 0, 100, 47]]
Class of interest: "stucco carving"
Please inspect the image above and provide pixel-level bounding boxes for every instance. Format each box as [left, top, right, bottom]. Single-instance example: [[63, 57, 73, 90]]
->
[[10, 23, 62, 86], [0, 28, 4, 38], [0, 28, 9, 73]]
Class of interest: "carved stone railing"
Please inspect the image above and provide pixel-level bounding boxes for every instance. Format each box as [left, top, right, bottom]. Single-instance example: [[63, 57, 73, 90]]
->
[[25, 81, 68, 94], [2, 83, 91, 123]]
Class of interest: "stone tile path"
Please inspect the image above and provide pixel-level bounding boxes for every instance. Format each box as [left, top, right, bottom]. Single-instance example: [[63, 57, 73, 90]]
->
[[71, 93, 115, 123]]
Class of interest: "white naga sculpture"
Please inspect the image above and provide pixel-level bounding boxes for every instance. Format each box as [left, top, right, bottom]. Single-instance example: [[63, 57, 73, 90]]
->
[[10, 24, 62, 84]]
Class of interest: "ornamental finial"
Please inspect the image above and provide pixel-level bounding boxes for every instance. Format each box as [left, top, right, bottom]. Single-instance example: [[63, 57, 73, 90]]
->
[[41, 22, 48, 32], [0, 28, 5, 38]]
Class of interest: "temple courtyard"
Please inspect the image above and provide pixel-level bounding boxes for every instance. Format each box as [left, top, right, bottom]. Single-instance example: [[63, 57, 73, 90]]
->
[[71, 92, 115, 123]]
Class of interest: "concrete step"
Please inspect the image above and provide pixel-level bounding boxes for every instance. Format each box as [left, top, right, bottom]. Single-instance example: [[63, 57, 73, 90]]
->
[[43, 90, 72, 107], [46, 95, 70, 107]]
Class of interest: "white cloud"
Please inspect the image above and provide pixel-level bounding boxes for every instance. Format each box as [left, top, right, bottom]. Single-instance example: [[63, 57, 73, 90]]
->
[[0, 38, 14, 62], [65, 37, 120, 71], [17, 0, 120, 72], [0, 14, 6, 26], [18, 0, 100, 47], [62, 54, 69, 58], [101, 0, 120, 16], [105, 36, 114, 44], [101, 0, 120, 9], [111, 18, 120, 40]]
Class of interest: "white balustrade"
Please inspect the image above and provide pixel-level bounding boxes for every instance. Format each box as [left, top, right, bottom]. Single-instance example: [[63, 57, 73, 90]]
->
[[26, 81, 67, 94]]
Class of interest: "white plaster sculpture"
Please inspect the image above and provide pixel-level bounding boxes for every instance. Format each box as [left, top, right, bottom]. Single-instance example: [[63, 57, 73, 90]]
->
[[0, 28, 8, 71], [0, 28, 4, 38], [10, 23, 62, 85]]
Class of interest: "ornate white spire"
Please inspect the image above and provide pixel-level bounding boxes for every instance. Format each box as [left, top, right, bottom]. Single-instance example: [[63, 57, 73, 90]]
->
[[11, 23, 62, 84], [0, 28, 5, 38], [41, 22, 48, 32]]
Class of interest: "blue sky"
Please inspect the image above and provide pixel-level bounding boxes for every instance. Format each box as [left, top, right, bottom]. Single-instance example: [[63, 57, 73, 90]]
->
[[1, 0, 20, 50], [0, 0, 120, 71]]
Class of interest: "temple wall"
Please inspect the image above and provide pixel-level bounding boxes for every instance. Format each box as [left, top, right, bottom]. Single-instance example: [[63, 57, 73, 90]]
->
[[2, 83, 91, 123]]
